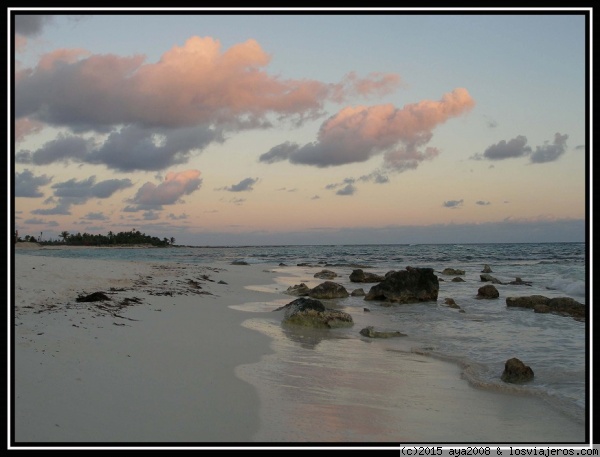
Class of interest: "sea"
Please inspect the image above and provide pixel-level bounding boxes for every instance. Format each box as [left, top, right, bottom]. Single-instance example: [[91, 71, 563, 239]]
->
[[14, 242, 589, 437]]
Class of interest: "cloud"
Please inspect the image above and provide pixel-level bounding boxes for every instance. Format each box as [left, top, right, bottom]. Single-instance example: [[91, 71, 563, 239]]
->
[[16, 133, 92, 165], [475, 200, 491, 206], [260, 88, 475, 170], [220, 177, 259, 192], [16, 36, 399, 131], [15, 35, 399, 172], [31, 175, 133, 215], [83, 212, 109, 221], [530, 133, 568, 163], [14, 15, 55, 37], [477, 135, 532, 160], [15, 118, 45, 143], [129, 169, 202, 209], [336, 183, 357, 196], [15, 169, 52, 197], [472, 133, 568, 163], [443, 199, 464, 209]]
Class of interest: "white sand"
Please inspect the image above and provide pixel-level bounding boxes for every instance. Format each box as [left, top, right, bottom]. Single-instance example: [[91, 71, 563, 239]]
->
[[9, 246, 589, 447]]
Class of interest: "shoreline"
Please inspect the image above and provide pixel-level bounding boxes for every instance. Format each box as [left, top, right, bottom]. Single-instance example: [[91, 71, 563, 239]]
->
[[10, 250, 588, 445]]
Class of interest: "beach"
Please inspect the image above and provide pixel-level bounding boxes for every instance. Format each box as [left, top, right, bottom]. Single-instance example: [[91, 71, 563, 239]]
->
[[10, 244, 589, 446]]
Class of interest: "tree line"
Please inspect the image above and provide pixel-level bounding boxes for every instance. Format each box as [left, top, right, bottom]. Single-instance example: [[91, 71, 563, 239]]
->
[[14, 229, 176, 247]]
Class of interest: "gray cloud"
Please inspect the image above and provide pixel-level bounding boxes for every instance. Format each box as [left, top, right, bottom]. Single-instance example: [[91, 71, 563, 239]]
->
[[336, 183, 357, 196], [221, 177, 259, 192], [479, 135, 532, 160], [16, 126, 223, 172], [258, 141, 300, 164], [14, 15, 55, 37], [530, 133, 568, 163], [443, 199, 464, 209], [83, 212, 109, 221], [473, 133, 569, 163], [476, 200, 491, 206], [32, 175, 132, 215], [15, 134, 91, 165], [14, 169, 52, 197]]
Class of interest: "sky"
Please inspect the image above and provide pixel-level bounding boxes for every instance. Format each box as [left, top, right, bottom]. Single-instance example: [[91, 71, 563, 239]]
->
[[9, 8, 591, 246]]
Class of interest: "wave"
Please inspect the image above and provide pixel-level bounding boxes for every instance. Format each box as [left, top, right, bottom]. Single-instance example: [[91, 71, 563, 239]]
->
[[547, 278, 587, 297]]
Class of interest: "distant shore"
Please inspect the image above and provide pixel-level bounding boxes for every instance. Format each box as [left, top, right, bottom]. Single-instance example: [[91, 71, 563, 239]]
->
[[13, 241, 170, 250]]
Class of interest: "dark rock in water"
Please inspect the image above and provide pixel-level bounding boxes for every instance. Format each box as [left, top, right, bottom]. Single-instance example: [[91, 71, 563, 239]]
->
[[359, 326, 406, 338], [363, 307, 371, 312], [509, 277, 532, 286], [277, 297, 353, 329], [501, 357, 534, 383], [546, 297, 586, 319], [507, 295, 585, 320], [480, 273, 504, 284], [477, 284, 499, 299], [351, 288, 365, 296], [451, 277, 465, 282], [313, 269, 338, 279], [442, 268, 465, 276], [364, 267, 439, 304], [506, 295, 550, 309], [482, 264, 493, 273], [217, 280, 228, 285], [231, 260, 249, 265], [285, 283, 311, 296], [444, 298, 461, 309], [308, 281, 349, 299], [349, 269, 385, 283], [278, 263, 287, 267], [76, 291, 111, 302]]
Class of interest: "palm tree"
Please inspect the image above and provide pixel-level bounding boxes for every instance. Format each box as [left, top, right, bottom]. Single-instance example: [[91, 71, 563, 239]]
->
[[59, 231, 70, 243], [170, 237, 176, 245]]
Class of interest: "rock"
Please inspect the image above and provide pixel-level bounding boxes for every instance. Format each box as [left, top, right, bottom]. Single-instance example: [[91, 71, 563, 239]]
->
[[363, 308, 371, 312], [308, 281, 349, 299], [506, 295, 550, 309], [546, 297, 586, 319], [442, 268, 465, 276], [351, 288, 365, 296], [231, 260, 249, 265], [444, 298, 461, 309], [480, 273, 503, 284], [482, 264, 493, 273], [314, 269, 338, 279], [451, 277, 465, 282], [509, 277, 532, 286], [285, 283, 311, 296], [477, 284, 499, 299], [349, 269, 385, 283], [501, 357, 534, 383], [508, 296, 585, 320], [76, 291, 111, 302], [359, 326, 406, 338], [278, 297, 353, 329], [364, 267, 439, 304], [218, 280, 228, 285]]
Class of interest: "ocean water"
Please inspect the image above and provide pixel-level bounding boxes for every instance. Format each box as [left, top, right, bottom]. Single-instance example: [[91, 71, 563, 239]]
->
[[14, 242, 589, 433]]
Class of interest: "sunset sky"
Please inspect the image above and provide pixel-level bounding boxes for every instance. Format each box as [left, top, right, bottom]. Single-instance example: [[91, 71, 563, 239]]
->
[[10, 8, 590, 246]]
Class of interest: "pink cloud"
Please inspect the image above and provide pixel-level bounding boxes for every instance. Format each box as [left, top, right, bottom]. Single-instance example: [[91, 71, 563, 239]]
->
[[15, 117, 45, 143], [261, 88, 475, 169], [132, 169, 202, 207], [16, 36, 401, 131], [37, 48, 91, 70]]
